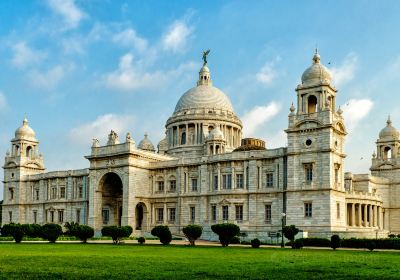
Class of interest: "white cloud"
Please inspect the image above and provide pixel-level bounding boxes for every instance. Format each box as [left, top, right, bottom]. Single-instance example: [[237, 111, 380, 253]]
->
[[162, 20, 192, 52], [29, 65, 65, 89], [0, 91, 7, 110], [47, 0, 87, 30], [69, 114, 135, 146], [342, 98, 373, 132], [331, 53, 358, 86], [113, 28, 148, 52], [11, 42, 46, 69], [256, 58, 280, 85], [242, 102, 281, 136], [103, 53, 196, 91]]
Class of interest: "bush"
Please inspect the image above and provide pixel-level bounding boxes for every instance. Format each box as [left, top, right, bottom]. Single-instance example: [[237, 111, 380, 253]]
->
[[182, 225, 203, 246], [388, 234, 396, 238], [251, 238, 261, 248], [1, 223, 25, 243], [101, 226, 132, 244], [296, 237, 331, 247], [230, 236, 241, 244], [41, 224, 63, 243], [340, 238, 400, 250], [151, 225, 172, 245], [74, 225, 94, 243], [211, 223, 240, 247], [23, 224, 42, 238], [331, 235, 341, 250], [137, 237, 146, 244], [293, 239, 304, 249], [366, 240, 376, 251], [282, 225, 300, 248], [64, 221, 80, 236]]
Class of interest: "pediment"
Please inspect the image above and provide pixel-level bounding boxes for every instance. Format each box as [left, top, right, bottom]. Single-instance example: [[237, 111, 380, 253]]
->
[[218, 198, 230, 205], [295, 119, 322, 129]]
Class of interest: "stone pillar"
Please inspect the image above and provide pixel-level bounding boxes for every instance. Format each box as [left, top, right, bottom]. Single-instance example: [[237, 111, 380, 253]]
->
[[374, 205, 378, 227], [217, 163, 221, 191], [377, 206, 381, 229], [231, 164, 235, 189], [177, 126, 180, 146], [363, 204, 367, 227], [351, 203, 355, 226], [163, 203, 167, 224], [368, 204, 372, 227], [357, 203, 362, 227], [185, 124, 189, 145]]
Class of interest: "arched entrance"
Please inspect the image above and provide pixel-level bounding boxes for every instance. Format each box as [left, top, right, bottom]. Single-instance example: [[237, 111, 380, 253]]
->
[[100, 172, 123, 227], [135, 203, 148, 230]]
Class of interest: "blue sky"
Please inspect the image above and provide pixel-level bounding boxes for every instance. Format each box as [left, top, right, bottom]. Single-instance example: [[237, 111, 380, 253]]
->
[[1, 0, 400, 199]]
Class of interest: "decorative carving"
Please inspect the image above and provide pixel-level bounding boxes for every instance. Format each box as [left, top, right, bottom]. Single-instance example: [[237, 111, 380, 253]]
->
[[126, 132, 135, 145], [92, 138, 100, 147], [107, 130, 120, 145]]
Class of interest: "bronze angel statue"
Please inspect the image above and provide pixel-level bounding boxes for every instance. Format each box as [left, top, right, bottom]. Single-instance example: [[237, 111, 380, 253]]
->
[[202, 49, 210, 65]]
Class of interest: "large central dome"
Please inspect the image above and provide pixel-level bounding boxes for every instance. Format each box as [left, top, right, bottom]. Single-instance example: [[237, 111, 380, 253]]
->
[[173, 65, 234, 114]]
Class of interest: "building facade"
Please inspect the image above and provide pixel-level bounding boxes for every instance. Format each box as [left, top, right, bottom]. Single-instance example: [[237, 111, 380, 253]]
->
[[2, 51, 399, 239]]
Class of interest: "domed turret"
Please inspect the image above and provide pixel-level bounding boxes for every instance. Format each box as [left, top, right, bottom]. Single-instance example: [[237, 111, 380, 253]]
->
[[207, 127, 225, 140], [14, 118, 37, 141], [379, 116, 399, 139], [138, 133, 155, 152], [301, 49, 332, 86]]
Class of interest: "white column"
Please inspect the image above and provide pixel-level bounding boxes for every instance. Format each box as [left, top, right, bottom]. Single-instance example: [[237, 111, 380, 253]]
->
[[363, 204, 367, 227], [374, 205, 378, 227], [185, 124, 188, 145], [351, 203, 355, 226], [357, 203, 362, 227]]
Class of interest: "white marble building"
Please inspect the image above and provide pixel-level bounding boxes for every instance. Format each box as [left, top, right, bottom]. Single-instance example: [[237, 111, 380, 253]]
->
[[2, 51, 399, 239]]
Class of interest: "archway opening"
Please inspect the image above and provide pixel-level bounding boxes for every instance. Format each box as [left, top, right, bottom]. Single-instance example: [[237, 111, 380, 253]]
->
[[384, 146, 392, 160], [308, 95, 318, 113], [100, 172, 123, 227], [135, 203, 147, 230]]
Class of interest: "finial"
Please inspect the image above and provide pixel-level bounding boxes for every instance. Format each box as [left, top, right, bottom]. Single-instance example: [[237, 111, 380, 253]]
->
[[290, 102, 295, 113], [372, 150, 376, 159], [312, 48, 321, 64], [387, 115, 392, 126], [337, 106, 343, 116], [144, 133, 148, 138], [23, 117, 28, 125], [202, 49, 210, 66]]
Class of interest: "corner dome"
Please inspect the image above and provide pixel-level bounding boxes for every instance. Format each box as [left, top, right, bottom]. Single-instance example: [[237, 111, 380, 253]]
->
[[379, 117, 399, 139], [14, 118, 37, 141], [207, 127, 225, 141], [138, 133, 155, 152], [301, 51, 332, 85]]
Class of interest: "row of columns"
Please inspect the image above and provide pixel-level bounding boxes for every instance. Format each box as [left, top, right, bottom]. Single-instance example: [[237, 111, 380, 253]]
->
[[347, 203, 383, 229]]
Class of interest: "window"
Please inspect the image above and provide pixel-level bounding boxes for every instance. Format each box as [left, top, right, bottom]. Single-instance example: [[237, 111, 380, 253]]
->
[[168, 208, 176, 222], [308, 95, 317, 113], [305, 203, 312, 217], [60, 187, 66, 199], [9, 211, 12, 223], [222, 174, 232, 189], [235, 205, 243, 222], [211, 205, 217, 221], [236, 174, 244, 189], [214, 175, 218, 190], [58, 210, 64, 223], [169, 180, 176, 192], [246, 167, 249, 188], [181, 132, 186, 145], [51, 187, 57, 199], [35, 188, 40, 200], [157, 208, 164, 223], [222, 205, 229, 221], [50, 210, 55, 223], [266, 173, 274, 187], [305, 164, 313, 183], [78, 185, 83, 198], [33, 211, 37, 224], [190, 206, 196, 222], [76, 209, 81, 223], [334, 165, 340, 184], [337, 203, 340, 219], [157, 181, 164, 192], [265, 205, 272, 224], [191, 178, 198, 192], [9, 188, 14, 200], [102, 209, 110, 225]]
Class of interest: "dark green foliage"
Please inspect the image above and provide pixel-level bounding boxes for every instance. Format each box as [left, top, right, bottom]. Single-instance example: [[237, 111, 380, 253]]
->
[[23, 224, 42, 238], [331, 235, 341, 250], [151, 225, 172, 245], [64, 222, 80, 236], [211, 223, 240, 247], [101, 226, 132, 244], [293, 239, 304, 249], [388, 234, 396, 238], [74, 225, 94, 243], [182, 225, 203, 245], [366, 241, 376, 251], [41, 224, 63, 243], [282, 225, 300, 248], [230, 236, 240, 244], [137, 237, 145, 244], [251, 238, 261, 248], [1, 223, 25, 243], [295, 238, 331, 247], [340, 238, 400, 250]]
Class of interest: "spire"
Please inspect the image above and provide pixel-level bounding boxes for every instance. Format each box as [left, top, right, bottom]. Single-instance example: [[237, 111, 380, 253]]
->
[[197, 50, 212, 86], [387, 115, 392, 126], [23, 117, 29, 126]]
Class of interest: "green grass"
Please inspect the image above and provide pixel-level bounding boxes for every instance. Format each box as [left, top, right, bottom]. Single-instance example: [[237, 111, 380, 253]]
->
[[0, 243, 399, 279]]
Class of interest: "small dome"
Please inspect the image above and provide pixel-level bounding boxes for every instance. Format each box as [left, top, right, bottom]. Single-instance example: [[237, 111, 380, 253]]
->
[[15, 118, 37, 141], [301, 51, 332, 86], [379, 117, 399, 139], [207, 127, 225, 141], [138, 133, 155, 152]]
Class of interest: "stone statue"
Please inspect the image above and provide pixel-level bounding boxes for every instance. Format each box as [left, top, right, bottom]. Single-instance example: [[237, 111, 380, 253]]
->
[[92, 138, 100, 147], [107, 130, 120, 145], [202, 49, 210, 65]]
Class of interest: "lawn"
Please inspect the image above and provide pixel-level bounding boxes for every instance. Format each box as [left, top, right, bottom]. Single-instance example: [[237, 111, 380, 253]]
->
[[0, 243, 399, 279]]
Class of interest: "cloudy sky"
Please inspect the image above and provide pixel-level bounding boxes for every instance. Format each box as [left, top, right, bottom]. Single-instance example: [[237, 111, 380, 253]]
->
[[1, 0, 399, 199]]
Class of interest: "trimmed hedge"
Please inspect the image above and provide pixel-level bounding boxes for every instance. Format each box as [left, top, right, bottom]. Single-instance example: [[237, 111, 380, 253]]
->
[[297, 237, 331, 247], [74, 225, 94, 243], [137, 237, 146, 244], [41, 224, 63, 243], [341, 238, 400, 250], [101, 226, 133, 244], [211, 223, 240, 247], [182, 225, 203, 246], [1, 223, 25, 243], [251, 238, 261, 248], [151, 225, 172, 245]]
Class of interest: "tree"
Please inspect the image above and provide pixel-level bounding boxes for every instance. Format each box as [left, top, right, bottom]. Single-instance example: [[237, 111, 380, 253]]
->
[[64, 222, 80, 236], [251, 238, 261, 248], [74, 225, 94, 243], [101, 226, 132, 244], [331, 235, 341, 250], [151, 225, 172, 245], [1, 223, 25, 243], [211, 223, 240, 247], [282, 225, 300, 248], [182, 225, 203, 246], [41, 224, 63, 243]]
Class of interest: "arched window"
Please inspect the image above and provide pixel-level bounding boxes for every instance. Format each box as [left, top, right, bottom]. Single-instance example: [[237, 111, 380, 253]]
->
[[26, 146, 33, 159], [384, 146, 392, 160], [308, 95, 318, 113], [16, 145, 20, 156], [216, 145, 220, 154], [181, 132, 186, 145]]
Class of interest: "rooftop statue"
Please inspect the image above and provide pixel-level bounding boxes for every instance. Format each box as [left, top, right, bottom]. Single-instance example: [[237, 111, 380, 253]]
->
[[202, 49, 210, 65]]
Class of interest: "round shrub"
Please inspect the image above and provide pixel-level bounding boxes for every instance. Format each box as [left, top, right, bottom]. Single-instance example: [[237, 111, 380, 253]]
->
[[64, 222, 80, 236], [25, 224, 42, 238], [366, 241, 376, 251], [151, 225, 172, 245], [282, 225, 300, 248], [102, 225, 132, 244], [251, 238, 261, 248], [75, 225, 94, 243], [137, 237, 146, 244], [41, 224, 63, 243], [230, 236, 241, 244], [293, 239, 304, 249], [331, 235, 341, 250], [211, 223, 240, 247], [182, 224, 203, 246], [1, 223, 25, 243]]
